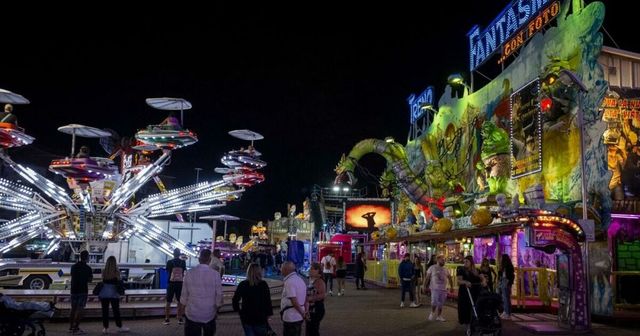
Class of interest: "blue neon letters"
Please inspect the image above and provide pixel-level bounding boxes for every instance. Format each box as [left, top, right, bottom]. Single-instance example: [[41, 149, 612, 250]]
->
[[468, 0, 550, 71], [407, 86, 434, 123]]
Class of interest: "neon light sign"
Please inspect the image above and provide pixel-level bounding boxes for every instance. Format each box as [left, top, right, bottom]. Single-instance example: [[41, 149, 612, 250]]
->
[[468, 0, 555, 71], [407, 86, 434, 124]]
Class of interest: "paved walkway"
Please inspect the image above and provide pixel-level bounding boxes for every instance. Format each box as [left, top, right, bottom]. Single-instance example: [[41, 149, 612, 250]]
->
[[42, 281, 638, 335]]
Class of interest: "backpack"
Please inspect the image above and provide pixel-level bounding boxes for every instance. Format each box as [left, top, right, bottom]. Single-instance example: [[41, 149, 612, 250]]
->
[[169, 260, 184, 282], [324, 257, 332, 270]]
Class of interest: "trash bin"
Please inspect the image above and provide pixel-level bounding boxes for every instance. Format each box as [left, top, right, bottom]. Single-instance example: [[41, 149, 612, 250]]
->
[[156, 267, 168, 289]]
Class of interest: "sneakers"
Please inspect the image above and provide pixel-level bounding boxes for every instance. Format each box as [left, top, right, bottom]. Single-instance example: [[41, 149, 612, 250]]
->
[[102, 328, 112, 334], [428, 312, 435, 321], [341, 289, 345, 295], [118, 326, 130, 333], [409, 302, 420, 308], [163, 319, 170, 325], [400, 302, 405, 308], [337, 292, 343, 296], [436, 315, 446, 322], [329, 290, 334, 296], [178, 318, 184, 325]]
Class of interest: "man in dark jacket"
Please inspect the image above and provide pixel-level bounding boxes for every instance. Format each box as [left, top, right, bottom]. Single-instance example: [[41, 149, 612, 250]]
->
[[398, 254, 419, 308], [69, 250, 93, 334]]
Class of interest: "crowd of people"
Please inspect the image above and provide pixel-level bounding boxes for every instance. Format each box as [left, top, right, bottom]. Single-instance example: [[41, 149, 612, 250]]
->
[[57, 246, 517, 336]]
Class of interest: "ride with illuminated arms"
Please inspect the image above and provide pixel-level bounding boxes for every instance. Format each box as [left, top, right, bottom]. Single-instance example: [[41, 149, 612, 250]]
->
[[0, 93, 266, 260]]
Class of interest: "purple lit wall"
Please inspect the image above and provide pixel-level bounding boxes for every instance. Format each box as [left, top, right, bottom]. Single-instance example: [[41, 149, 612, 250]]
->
[[472, 235, 514, 264], [516, 231, 557, 268]]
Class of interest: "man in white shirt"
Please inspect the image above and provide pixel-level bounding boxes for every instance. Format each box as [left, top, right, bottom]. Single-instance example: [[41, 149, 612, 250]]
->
[[320, 252, 336, 295], [209, 249, 225, 278], [280, 261, 306, 336], [424, 255, 454, 322], [180, 249, 223, 336]]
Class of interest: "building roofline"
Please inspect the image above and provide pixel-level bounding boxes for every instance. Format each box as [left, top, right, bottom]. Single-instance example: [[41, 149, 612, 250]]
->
[[602, 46, 640, 61]]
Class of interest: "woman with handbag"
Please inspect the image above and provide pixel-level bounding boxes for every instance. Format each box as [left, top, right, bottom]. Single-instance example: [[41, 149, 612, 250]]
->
[[98, 256, 129, 334]]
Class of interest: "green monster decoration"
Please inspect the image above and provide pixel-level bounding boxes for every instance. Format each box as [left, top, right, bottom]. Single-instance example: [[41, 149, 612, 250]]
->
[[476, 121, 510, 195], [335, 139, 444, 210]]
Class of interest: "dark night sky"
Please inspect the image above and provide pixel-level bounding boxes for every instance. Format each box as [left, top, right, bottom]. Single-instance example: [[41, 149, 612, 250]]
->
[[0, 2, 633, 236]]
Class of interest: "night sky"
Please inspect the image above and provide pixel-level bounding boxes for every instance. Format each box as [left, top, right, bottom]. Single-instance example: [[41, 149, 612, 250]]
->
[[0, 2, 632, 237]]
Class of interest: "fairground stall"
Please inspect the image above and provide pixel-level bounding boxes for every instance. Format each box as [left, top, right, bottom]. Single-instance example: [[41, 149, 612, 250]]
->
[[335, 0, 637, 331]]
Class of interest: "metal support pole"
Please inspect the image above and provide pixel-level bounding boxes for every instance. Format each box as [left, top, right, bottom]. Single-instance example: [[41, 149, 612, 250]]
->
[[71, 129, 76, 157], [212, 220, 217, 250], [577, 94, 592, 329]]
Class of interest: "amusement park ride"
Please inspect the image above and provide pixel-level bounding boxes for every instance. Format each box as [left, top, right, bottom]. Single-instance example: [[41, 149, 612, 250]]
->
[[0, 91, 266, 261]]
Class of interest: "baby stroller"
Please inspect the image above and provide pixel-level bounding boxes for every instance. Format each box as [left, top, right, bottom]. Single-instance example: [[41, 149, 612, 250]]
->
[[0, 299, 53, 336], [466, 287, 502, 336]]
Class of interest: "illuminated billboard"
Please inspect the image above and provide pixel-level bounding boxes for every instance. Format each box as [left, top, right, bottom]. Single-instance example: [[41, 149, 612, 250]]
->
[[344, 198, 392, 231], [510, 78, 542, 178]]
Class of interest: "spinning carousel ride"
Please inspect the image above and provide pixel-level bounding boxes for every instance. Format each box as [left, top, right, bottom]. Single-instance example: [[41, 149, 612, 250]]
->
[[0, 94, 266, 260]]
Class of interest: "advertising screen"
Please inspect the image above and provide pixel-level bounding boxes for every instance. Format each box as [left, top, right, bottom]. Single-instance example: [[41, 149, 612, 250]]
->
[[344, 199, 392, 232], [510, 78, 542, 178]]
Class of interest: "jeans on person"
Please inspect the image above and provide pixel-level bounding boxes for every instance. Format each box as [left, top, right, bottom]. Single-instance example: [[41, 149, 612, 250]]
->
[[283, 321, 302, 336], [401, 280, 414, 302], [185, 316, 216, 336], [100, 298, 122, 329], [241, 323, 269, 336], [323, 273, 333, 291], [501, 283, 512, 315]]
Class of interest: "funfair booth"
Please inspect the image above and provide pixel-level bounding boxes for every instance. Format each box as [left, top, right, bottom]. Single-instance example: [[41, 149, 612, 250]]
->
[[335, 0, 640, 331]]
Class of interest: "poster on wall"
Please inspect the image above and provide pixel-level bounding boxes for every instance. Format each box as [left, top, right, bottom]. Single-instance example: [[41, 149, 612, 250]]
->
[[344, 198, 392, 232], [602, 90, 640, 206], [510, 79, 542, 178]]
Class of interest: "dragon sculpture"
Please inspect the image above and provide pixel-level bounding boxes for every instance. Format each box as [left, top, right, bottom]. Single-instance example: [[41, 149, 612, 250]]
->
[[334, 139, 447, 216]]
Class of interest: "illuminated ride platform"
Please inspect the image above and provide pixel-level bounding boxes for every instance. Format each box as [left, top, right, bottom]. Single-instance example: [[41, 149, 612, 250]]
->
[[48, 157, 118, 182], [0, 123, 34, 148], [220, 150, 267, 169], [134, 126, 198, 150], [217, 167, 265, 187]]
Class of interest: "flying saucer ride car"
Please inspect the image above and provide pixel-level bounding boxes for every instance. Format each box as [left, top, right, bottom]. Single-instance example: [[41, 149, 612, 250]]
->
[[217, 167, 265, 187], [0, 88, 34, 149], [48, 124, 119, 184], [135, 97, 198, 149]]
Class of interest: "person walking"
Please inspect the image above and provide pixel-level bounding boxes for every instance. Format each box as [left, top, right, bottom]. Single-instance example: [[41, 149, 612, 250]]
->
[[164, 248, 186, 325], [335, 256, 347, 296], [280, 261, 306, 336], [457, 255, 481, 333], [97, 256, 129, 334], [424, 255, 454, 321], [232, 263, 273, 336], [305, 263, 326, 336], [398, 254, 419, 308], [69, 250, 93, 335], [413, 256, 424, 304], [320, 252, 336, 295], [180, 249, 223, 336], [498, 254, 515, 319], [355, 252, 367, 290]]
